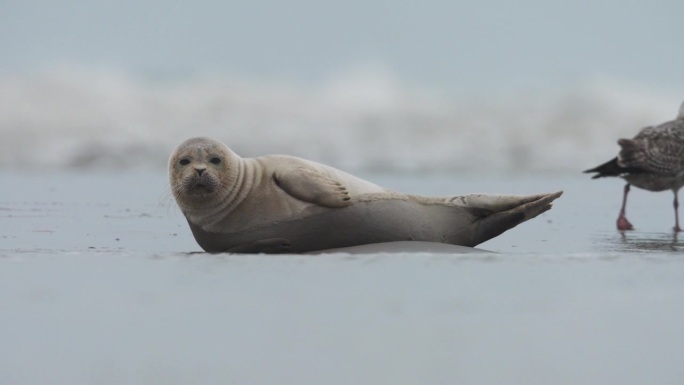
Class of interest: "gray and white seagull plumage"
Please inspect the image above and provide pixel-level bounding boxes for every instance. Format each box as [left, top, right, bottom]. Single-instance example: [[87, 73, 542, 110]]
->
[[584, 101, 684, 232]]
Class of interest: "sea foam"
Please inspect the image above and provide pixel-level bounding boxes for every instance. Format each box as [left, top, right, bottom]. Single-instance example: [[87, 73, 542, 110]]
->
[[0, 68, 679, 172]]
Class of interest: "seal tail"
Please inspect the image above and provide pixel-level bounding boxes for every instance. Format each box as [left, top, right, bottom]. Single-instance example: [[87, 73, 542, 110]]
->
[[468, 191, 563, 246]]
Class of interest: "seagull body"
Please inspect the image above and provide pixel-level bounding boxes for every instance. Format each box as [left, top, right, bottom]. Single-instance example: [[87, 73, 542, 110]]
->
[[584, 102, 684, 231]]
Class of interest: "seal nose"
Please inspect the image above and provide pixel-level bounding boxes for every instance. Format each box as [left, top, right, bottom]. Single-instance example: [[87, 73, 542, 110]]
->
[[195, 167, 206, 176]]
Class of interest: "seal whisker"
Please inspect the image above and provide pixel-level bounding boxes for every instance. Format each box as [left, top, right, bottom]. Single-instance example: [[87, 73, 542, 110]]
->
[[158, 188, 181, 216]]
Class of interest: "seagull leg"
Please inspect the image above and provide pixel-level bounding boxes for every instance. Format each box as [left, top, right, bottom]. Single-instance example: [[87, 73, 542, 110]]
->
[[673, 190, 681, 232], [617, 184, 634, 231]]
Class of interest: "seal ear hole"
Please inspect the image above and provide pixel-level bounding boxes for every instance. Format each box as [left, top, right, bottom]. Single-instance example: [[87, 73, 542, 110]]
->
[[210, 157, 221, 165], [179, 158, 190, 166]]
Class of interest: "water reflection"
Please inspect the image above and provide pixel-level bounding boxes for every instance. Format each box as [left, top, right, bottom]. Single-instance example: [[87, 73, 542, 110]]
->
[[596, 230, 684, 253]]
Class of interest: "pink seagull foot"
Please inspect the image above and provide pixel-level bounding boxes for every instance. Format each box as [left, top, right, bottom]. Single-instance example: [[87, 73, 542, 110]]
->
[[617, 215, 634, 231]]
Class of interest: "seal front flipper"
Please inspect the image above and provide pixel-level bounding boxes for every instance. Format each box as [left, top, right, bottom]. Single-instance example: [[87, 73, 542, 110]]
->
[[225, 238, 292, 254], [274, 167, 352, 208]]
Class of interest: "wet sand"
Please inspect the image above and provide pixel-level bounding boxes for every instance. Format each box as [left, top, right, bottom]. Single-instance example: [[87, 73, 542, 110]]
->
[[3, 171, 683, 254], [2, 171, 684, 384]]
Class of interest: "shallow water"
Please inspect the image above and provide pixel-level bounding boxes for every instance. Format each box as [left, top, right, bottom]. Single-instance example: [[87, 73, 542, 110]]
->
[[2, 171, 684, 384]]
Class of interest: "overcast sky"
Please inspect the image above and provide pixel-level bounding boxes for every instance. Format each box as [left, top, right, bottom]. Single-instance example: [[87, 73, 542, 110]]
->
[[2, 0, 683, 91]]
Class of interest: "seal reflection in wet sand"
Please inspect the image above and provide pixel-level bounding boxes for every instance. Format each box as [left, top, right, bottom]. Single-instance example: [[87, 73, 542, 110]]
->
[[169, 137, 562, 253]]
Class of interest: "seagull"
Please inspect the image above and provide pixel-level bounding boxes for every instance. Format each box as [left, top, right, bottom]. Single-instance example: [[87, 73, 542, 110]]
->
[[584, 101, 684, 232]]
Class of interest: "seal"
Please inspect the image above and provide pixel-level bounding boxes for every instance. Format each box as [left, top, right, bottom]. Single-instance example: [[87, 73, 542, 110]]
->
[[169, 137, 562, 253]]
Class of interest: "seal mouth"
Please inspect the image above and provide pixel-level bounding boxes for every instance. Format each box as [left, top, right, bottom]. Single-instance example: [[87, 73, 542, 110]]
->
[[190, 183, 211, 191], [186, 181, 216, 195], [182, 175, 219, 197]]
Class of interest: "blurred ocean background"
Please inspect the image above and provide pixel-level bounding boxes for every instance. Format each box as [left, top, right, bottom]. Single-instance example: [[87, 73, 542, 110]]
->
[[1, 0, 682, 172]]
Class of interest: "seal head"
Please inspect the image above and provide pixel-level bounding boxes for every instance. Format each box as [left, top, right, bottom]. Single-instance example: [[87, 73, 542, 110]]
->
[[169, 137, 244, 224]]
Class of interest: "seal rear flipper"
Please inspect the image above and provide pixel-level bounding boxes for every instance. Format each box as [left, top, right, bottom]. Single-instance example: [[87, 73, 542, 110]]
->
[[274, 167, 352, 208], [468, 191, 562, 246], [225, 238, 292, 254], [450, 192, 559, 213]]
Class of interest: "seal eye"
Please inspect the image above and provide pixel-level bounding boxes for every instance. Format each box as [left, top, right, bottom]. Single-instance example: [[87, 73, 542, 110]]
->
[[179, 158, 190, 166], [210, 157, 221, 165]]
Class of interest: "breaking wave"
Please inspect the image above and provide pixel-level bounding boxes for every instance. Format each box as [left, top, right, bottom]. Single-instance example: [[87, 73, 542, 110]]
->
[[0, 67, 679, 172]]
